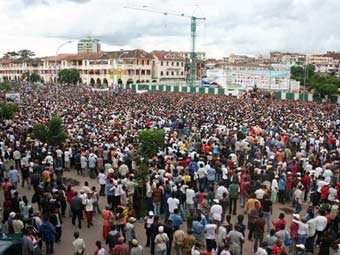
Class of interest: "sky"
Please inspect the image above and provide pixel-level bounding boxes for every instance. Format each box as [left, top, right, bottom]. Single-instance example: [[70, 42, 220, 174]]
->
[[1, 0, 340, 58]]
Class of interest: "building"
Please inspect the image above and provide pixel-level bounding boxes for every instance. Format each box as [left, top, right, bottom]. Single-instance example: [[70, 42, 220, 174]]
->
[[0, 49, 155, 85], [206, 63, 300, 92], [152, 51, 186, 84], [270, 51, 306, 65], [179, 51, 206, 61], [77, 37, 101, 54], [307, 53, 340, 75]]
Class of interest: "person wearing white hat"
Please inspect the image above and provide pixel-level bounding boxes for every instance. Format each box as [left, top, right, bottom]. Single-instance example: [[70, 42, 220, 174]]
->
[[131, 239, 143, 255], [154, 226, 169, 255]]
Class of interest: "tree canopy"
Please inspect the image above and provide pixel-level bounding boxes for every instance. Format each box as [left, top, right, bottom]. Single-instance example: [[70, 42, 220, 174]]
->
[[31, 116, 67, 145], [0, 102, 18, 119], [2, 49, 35, 61], [291, 64, 340, 95], [58, 69, 80, 85], [22, 72, 41, 83]]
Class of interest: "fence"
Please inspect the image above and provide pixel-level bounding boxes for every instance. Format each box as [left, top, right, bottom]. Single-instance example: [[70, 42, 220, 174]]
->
[[122, 83, 340, 104]]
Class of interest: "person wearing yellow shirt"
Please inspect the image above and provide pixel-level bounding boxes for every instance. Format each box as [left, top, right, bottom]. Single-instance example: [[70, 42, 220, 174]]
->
[[245, 194, 261, 215]]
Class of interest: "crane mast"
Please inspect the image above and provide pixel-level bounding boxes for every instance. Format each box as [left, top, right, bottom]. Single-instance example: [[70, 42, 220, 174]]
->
[[125, 6, 205, 87]]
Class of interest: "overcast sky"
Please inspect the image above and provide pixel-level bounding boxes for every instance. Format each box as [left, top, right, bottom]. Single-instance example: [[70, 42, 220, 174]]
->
[[1, 0, 340, 58]]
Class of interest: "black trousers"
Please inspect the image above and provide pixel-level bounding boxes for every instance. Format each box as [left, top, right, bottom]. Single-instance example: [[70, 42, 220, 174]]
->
[[72, 209, 82, 228], [229, 198, 237, 215], [45, 240, 54, 254]]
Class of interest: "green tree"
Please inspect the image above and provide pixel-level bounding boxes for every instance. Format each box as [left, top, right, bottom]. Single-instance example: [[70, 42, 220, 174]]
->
[[138, 128, 165, 161], [22, 72, 41, 82], [31, 116, 67, 145], [0, 82, 12, 92], [0, 102, 18, 119], [290, 64, 315, 84], [58, 69, 80, 85], [17, 49, 35, 60], [3, 51, 19, 59]]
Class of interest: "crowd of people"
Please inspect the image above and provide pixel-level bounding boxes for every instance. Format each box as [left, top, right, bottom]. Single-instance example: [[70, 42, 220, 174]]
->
[[0, 84, 339, 255]]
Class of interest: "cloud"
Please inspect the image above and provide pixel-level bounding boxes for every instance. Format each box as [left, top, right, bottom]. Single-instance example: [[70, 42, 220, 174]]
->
[[1, 0, 340, 58]]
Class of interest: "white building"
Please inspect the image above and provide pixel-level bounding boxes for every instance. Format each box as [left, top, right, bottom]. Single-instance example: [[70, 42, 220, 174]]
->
[[206, 64, 300, 92]]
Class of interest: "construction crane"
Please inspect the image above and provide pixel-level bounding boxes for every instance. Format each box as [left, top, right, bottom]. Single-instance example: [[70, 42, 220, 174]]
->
[[124, 5, 206, 87]]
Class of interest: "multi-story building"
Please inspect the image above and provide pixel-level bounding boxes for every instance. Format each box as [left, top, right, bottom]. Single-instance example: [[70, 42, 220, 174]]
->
[[151, 51, 186, 84], [77, 37, 101, 54], [0, 49, 155, 85], [307, 53, 340, 75], [270, 51, 306, 65]]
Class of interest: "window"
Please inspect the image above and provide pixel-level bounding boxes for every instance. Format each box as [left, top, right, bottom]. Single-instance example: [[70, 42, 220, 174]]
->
[[142, 60, 145, 65], [181, 71, 184, 75], [146, 60, 150, 65], [136, 70, 140, 75], [171, 62, 174, 66], [141, 70, 145, 75], [166, 62, 169, 66], [161, 61, 163, 66], [181, 62, 184, 67], [171, 71, 174, 76], [177, 62, 179, 66], [161, 71, 164, 76], [166, 71, 169, 76], [136, 60, 139, 65], [147, 70, 151, 75]]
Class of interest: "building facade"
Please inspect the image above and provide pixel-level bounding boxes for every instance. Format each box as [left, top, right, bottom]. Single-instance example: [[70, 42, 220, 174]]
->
[[206, 64, 300, 92], [152, 51, 186, 85], [270, 51, 306, 65], [0, 49, 155, 86], [307, 53, 340, 75], [77, 37, 101, 54]]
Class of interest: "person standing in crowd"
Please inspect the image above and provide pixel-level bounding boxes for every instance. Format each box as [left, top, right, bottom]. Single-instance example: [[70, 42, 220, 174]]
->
[[72, 232, 85, 255], [39, 216, 56, 255], [70, 192, 83, 229]]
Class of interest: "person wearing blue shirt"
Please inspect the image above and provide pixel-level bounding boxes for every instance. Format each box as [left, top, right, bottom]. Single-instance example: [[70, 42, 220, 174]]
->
[[278, 177, 286, 204], [39, 216, 56, 254], [188, 161, 198, 174], [105, 179, 115, 208], [169, 209, 183, 231], [191, 216, 204, 243], [8, 166, 19, 186], [206, 165, 216, 190]]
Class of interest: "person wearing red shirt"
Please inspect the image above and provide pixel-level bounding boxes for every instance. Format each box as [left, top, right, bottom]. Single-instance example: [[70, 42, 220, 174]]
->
[[273, 213, 287, 232], [320, 184, 329, 202], [301, 173, 311, 202]]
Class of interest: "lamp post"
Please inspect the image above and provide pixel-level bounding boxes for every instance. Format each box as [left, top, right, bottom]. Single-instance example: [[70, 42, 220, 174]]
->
[[54, 40, 73, 84]]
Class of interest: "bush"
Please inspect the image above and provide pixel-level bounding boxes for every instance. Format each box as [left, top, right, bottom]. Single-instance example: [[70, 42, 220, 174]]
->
[[0, 102, 18, 119], [31, 116, 67, 145]]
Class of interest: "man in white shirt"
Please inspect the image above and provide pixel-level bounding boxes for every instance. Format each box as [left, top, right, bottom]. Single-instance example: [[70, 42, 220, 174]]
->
[[167, 194, 180, 215], [215, 184, 228, 201], [64, 149, 71, 170], [315, 212, 328, 245], [98, 171, 107, 196], [255, 185, 266, 200], [210, 199, 223, 223], [205, 223, 217, 251], [185, 187, 195, 210], [72, 232, 85, 255]]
